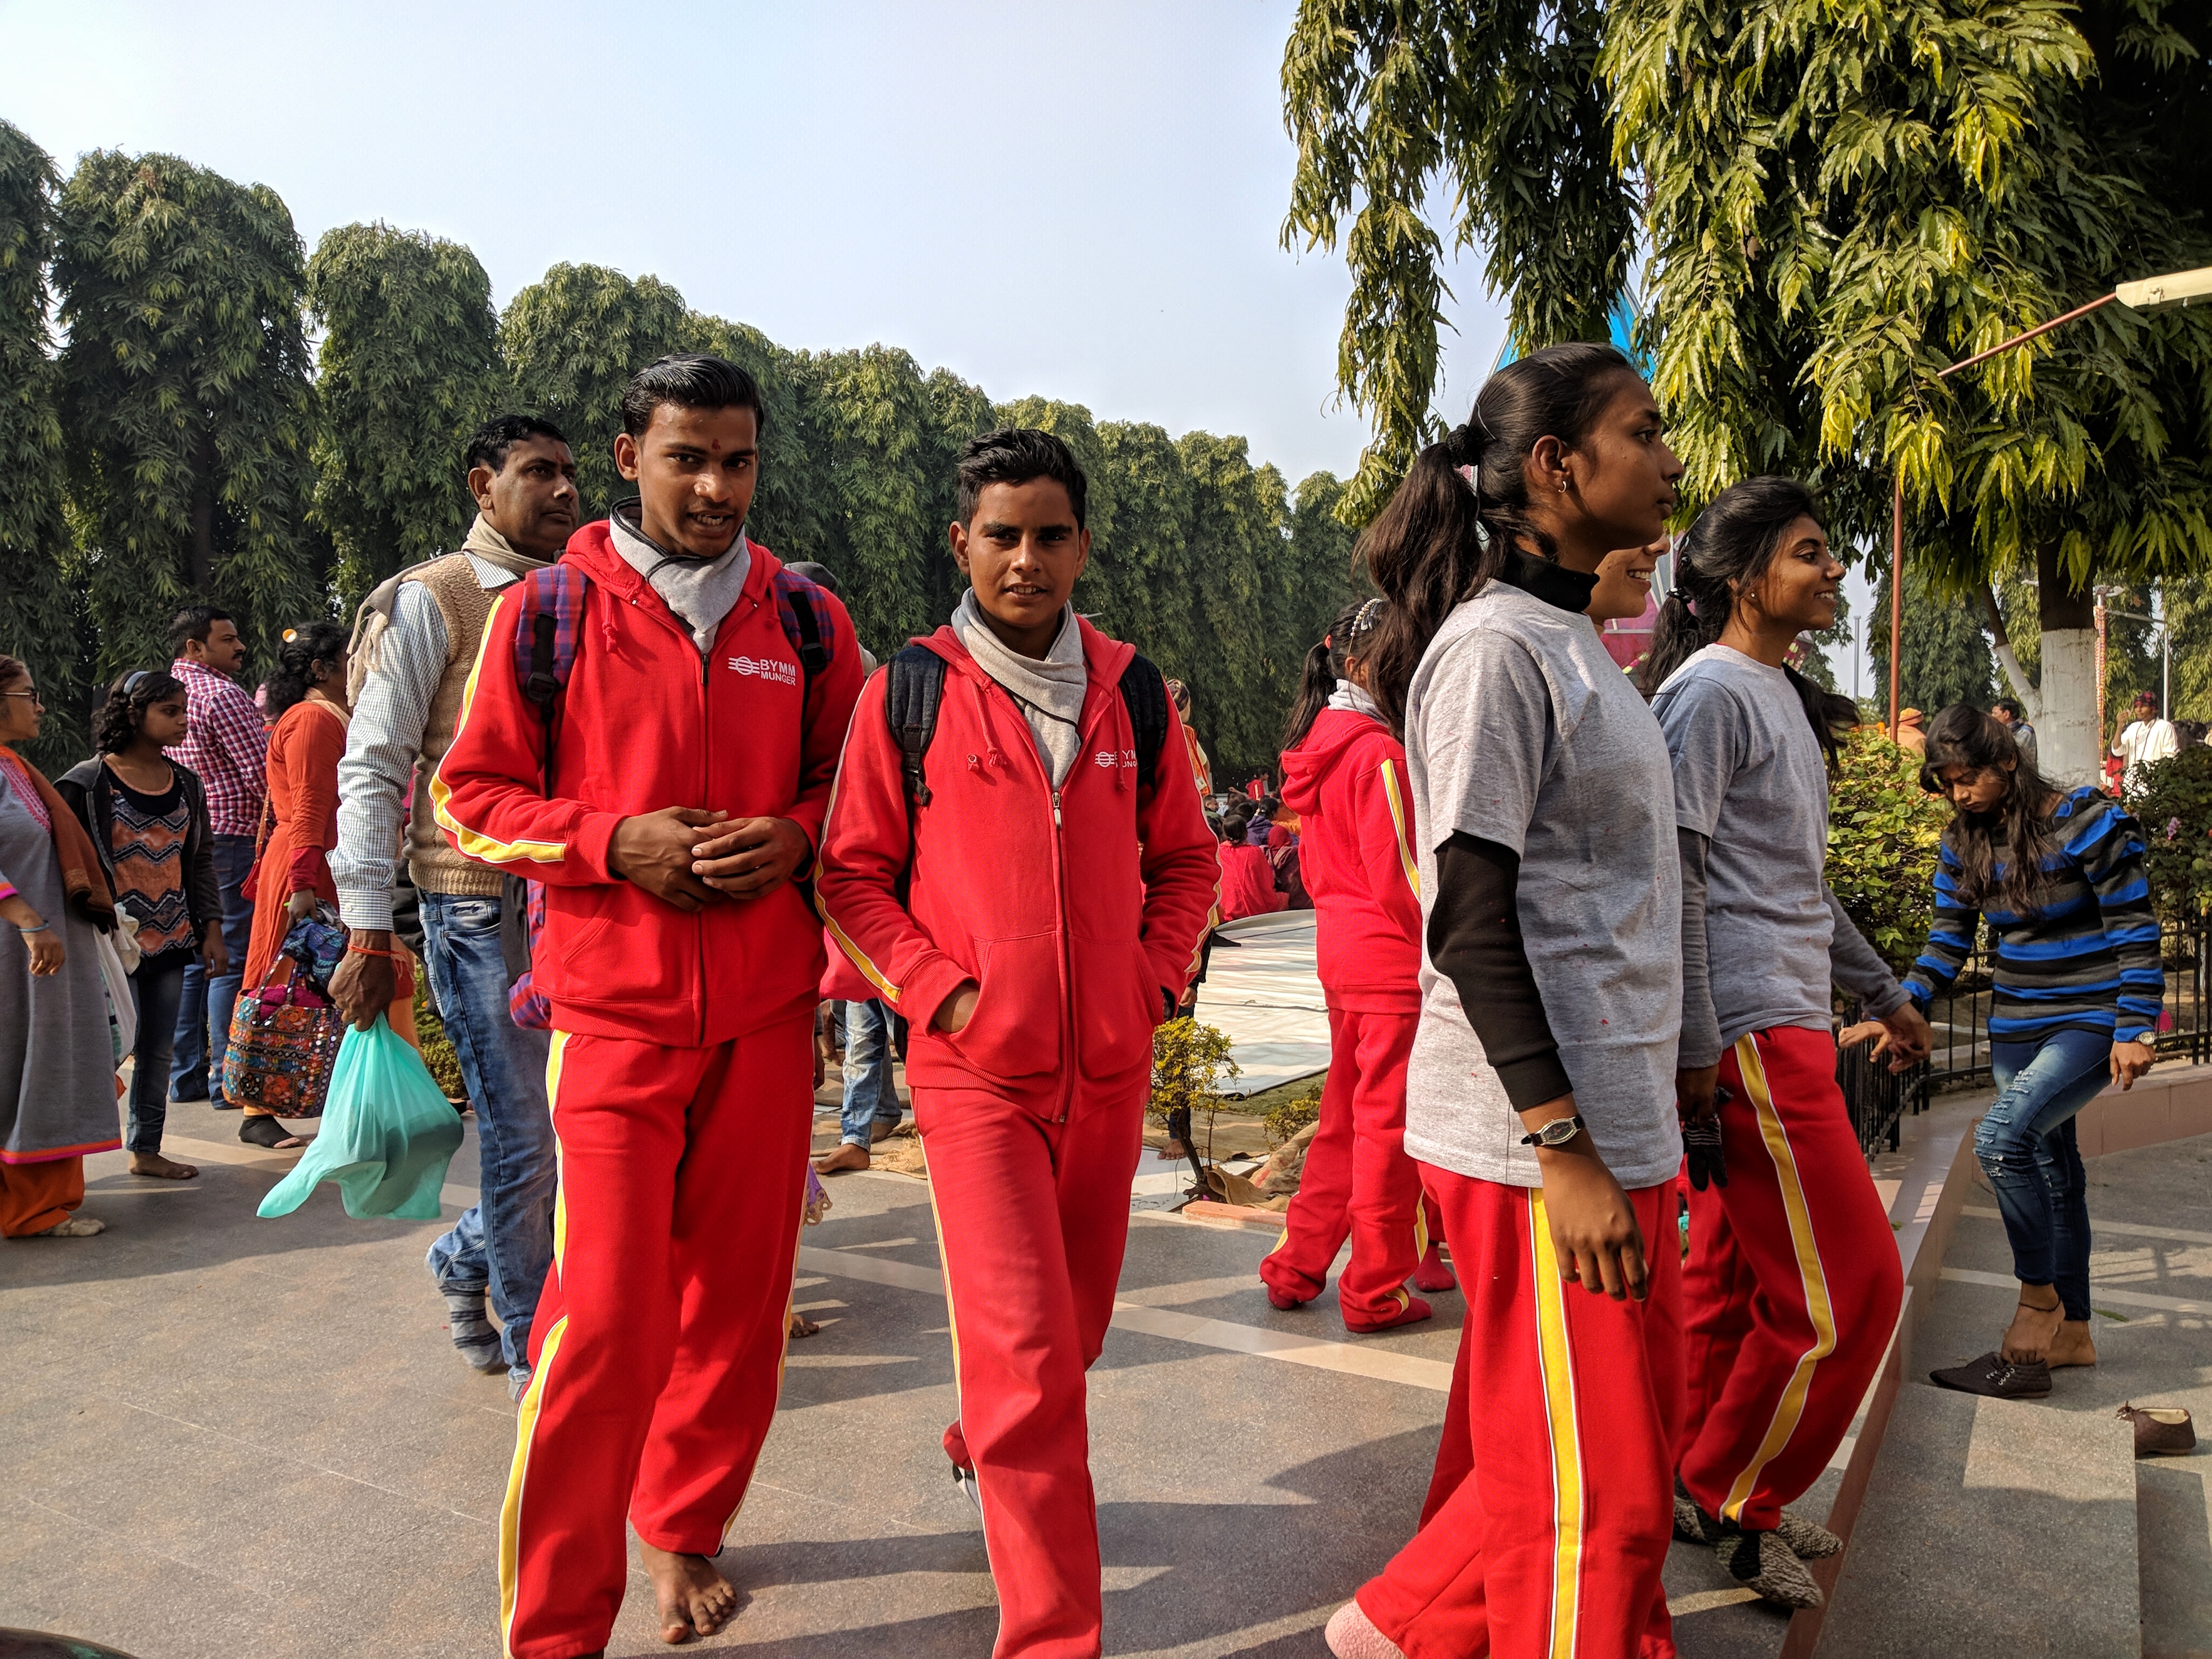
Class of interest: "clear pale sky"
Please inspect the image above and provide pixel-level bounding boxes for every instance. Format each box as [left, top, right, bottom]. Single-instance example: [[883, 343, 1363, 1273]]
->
[[0, 0, 1511, 490]]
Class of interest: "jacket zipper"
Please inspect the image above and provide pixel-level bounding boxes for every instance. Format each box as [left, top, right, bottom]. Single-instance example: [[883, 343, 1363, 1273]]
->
[[979, 676, 1079, 1124]]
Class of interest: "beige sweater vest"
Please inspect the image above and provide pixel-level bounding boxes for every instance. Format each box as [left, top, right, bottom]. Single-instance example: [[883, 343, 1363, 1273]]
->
[[406, 555, 507, 898]]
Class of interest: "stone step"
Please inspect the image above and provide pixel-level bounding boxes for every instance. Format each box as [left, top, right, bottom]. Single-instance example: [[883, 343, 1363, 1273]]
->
[[1815, 1380, 2140, 1657]]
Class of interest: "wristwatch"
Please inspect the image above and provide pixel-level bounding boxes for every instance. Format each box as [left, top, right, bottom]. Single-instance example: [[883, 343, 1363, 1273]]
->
[[1519, 1114, 1587, 1150]]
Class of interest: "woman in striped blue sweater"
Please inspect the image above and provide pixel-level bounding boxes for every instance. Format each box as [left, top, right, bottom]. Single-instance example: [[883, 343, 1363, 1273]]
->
[[1894, 705, 2160, 1398]]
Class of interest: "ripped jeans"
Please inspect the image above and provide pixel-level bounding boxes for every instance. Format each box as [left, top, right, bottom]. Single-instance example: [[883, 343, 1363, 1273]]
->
[[1979, 1029, 2111, 1321]]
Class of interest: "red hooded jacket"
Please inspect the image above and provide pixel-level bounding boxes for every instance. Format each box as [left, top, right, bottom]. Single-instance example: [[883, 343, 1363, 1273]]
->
[[431, 523, 863, 1047], [1277, 706, 1421, 1011], [814, 618, 1218, 1103]]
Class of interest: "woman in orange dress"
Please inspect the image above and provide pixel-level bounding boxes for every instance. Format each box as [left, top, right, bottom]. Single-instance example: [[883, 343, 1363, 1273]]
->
[[238, 623, 352, 1149]]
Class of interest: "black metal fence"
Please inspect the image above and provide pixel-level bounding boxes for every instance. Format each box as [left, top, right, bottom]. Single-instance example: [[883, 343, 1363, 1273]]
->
[[1837, 916, 2212, 1159]]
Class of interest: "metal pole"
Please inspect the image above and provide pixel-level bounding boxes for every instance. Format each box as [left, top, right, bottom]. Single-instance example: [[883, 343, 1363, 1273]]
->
[[1936, 293, 2121, 381], [1888, 472, 1905, 742]]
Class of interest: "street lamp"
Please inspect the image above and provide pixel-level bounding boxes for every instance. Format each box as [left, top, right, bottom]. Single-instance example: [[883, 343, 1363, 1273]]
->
[[1885, 264, 2212, 742]]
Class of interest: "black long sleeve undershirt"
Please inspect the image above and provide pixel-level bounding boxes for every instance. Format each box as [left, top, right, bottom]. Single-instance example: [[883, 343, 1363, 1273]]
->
[[1427, 831, 1572, 1110]]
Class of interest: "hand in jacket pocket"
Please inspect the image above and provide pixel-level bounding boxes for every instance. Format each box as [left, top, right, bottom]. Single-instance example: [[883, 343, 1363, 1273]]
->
[[934, 982, 980, 1034]]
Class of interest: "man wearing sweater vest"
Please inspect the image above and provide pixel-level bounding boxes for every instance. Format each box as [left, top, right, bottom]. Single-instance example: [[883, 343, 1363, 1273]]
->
[[329, 415, 579, 1398], [817, 429, 1218, 1659]]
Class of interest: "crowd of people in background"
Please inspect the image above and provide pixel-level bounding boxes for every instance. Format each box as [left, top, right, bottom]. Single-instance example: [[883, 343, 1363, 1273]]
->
[[0, 336, 2189, 1659]]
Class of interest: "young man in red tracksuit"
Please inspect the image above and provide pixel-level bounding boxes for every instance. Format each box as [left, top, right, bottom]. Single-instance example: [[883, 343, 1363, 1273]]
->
[[1262, 597, 1453, 1330], [815, 429, 1217, 1659], [433, 354, 863, 1659]]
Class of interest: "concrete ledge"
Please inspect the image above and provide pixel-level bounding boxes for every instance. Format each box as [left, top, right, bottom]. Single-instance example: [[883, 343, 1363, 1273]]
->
[[2074, 1060, 2212, 1157]]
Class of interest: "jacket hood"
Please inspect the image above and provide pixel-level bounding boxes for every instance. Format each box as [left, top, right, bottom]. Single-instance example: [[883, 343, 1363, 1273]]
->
[[1280, 707, 1390, 813]]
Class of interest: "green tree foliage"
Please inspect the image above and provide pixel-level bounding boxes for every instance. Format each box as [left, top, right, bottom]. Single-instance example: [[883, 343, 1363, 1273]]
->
[[1279, 471, 1367, 673], [2131, 743, 2212, 917], [687, 312, 828, 573], [500, 263, 692, 514], [1868, 564, 1997, 717], [2166, 581, 2212, 723], [1281, 0, 1631, 521], [1094, 420, 1199, 687], [0, 121, 85, 768], [53, 150, 322, 681], [1178, 434, 1294, 782], [307, 223, 508, 607], [1827, 726, 1955, 972], [1285, 0, 2212, 780], [795, 345, 940, 655]]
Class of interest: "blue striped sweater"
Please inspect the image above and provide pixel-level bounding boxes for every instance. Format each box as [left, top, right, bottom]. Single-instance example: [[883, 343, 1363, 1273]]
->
[[1903, 787, 2161, 1045]]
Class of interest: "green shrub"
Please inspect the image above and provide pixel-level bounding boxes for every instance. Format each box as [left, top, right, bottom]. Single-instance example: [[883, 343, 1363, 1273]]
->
[[1261, 1082, 1322, 1149], [1148, 1017, 1241, 1161], [2132, 743, 2212, 920], [1827, 726, 1953, 975]]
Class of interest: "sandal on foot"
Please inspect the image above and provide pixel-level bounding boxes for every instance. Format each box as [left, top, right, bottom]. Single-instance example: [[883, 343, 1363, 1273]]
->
[[1930, 1351, 2052, 1399], [1714, 1525, 1824, 1609], [239, 1114, 303, 1150], [29, 1215, 105, 1238], [1324, 1600, 1407, 1659]]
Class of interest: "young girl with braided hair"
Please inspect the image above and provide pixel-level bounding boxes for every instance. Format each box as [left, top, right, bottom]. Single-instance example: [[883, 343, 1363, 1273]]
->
[[1262, 597, 1454, 1331], [1327, 343, 1689, 1659], [1639, 477, 1928, 1607]]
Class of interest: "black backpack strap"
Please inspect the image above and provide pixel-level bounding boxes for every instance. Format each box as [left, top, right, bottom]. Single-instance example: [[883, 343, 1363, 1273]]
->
[[886, 645, 947, 808], [1118, 652, 1171, 794], [773, 567, 832, 714]]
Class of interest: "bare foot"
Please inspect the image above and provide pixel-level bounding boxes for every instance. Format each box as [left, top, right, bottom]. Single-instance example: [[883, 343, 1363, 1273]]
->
[[813, 1141, 870, 1175], [788, 1310, 821, 1339], [128, 1152, 199, 1180], [637, 1540, 738, 1644], [2048, 1318, 2099, 1368], [2001, 1290, 2064, 1363]]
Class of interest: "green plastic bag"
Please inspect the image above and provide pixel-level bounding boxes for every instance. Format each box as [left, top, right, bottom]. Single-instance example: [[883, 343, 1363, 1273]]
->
[[258, 1015, 465, 1221]]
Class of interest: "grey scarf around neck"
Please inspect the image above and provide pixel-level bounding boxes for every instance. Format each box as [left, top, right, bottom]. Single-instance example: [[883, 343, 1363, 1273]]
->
[[610, 499, 752, 655], [952, 589, 1088, 787], [1326, 680, 1384, 720]]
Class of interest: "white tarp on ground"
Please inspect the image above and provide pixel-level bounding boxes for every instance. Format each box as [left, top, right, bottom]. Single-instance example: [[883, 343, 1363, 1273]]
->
[[1191, 910, 1330, 1097]]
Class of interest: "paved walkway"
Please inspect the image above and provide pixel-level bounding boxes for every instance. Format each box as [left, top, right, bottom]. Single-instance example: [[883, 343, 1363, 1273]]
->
[[2, 1095, 1800, 1658]]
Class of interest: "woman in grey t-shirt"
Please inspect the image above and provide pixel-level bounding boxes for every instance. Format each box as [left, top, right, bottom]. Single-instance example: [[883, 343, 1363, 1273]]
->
[[1640, 477, 1928, 1610], [1324, 343, 1688, 1659]]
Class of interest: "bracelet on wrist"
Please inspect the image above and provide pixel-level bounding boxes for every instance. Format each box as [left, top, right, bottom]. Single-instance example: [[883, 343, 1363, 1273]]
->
[[17, 921, 50, 935], [346, 943, 397, 959]]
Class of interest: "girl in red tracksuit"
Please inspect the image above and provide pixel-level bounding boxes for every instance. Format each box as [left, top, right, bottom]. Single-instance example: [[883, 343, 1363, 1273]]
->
[[816, 430, 1217, 1659], [1261, 598, 1453, 1331]]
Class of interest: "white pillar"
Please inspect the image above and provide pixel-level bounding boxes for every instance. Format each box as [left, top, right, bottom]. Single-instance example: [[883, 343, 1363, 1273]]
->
[[2039, 627, 2101, 785]]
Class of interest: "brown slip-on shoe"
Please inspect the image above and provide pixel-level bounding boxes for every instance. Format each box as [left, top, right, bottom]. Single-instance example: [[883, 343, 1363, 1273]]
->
[[2120, 1403, 2196, 1457], [1931, 1351, 2053, 1398]]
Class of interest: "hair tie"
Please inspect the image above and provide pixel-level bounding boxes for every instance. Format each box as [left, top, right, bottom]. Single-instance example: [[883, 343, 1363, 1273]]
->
[[282, 627, 299, 644], [1440, 425, 1478, 467], [123, 669, 149, 695]]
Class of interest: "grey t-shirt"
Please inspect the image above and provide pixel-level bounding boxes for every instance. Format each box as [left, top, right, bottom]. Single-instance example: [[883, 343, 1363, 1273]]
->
[[1404, 582, 1684, 1191], [1652, 645, 1903, 1066]]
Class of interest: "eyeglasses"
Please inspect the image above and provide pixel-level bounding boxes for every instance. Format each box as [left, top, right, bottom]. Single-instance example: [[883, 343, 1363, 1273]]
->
[[1, 690, 41, 702]]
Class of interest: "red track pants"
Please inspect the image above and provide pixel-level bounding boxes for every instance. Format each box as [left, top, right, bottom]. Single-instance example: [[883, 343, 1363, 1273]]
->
[[1358, 1170, 1682, 1659], [1677, 1025, 1902, 1531], [1259, 1007, 1428, 1325], [918, 1066, 1149, 1659], [499, 1018, 813, 1659]]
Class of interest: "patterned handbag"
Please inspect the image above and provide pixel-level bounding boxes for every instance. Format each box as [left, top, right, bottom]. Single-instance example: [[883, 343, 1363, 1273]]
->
[[223, 951, 343, 1117]]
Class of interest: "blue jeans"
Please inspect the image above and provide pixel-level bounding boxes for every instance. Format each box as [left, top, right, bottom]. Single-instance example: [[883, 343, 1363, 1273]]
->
[[1980, 1029, 2111, 1321], [127, 951, 190, 1154], [171, 832, 255, 1103], [417, 890, 555, 1383], [839, 998, 905, 1145]]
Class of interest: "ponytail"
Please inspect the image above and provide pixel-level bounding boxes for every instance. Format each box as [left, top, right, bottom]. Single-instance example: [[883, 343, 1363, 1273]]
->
[[1360, 342, 1642, 734], [264, 620, 349, 720], [1280, 597, 1388, 752], [1635, 476, 1856, 771]]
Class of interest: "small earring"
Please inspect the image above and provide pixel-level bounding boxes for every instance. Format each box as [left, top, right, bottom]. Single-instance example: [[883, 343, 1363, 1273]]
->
[[1557, 481, 1568, 494]]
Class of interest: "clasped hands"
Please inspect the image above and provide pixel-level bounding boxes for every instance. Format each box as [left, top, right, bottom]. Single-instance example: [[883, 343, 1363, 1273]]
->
[[608, 806, 812, 912]]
